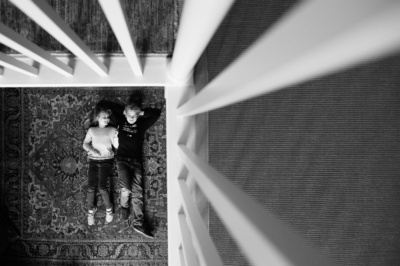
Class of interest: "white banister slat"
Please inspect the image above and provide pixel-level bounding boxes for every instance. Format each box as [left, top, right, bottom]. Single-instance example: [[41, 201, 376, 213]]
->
[[177, 0, 400, 116], [0, 23, 73, 76], [0, 52, 38, 77], [0, 54, 167, 87], [168, 0, 235, 82], [179, 246, 188, 266], [178, 144, 334, 266], [178, 179, 224, 266], [178, 214, 201, 266], [98, 0, 142, 76], [9, 0, 108, 76]]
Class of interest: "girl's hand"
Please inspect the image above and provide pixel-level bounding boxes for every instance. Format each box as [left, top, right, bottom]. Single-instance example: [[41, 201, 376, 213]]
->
[[90, 148, 101, 156]]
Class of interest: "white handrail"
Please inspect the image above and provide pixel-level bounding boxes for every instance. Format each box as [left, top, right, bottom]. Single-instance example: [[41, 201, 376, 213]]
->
[[98, 0, 143, 76], [0, 23, 73, 76], [0, 54, 167, 87], [178, 144, 334, 266], [179, 179, 224, 266], [9, 0, 108, 76], [177, 0, 400, 116], [0, 52, 38, 77], [169, 0, 235, 82], [179, 213, 201, 266]]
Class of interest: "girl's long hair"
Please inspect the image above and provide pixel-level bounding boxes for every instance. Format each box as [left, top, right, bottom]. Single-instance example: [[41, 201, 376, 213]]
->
[[90, 101, 112, 127]]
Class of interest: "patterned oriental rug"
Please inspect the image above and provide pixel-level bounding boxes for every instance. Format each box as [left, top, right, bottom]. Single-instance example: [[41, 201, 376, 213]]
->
[[0, 87, 167, 266]]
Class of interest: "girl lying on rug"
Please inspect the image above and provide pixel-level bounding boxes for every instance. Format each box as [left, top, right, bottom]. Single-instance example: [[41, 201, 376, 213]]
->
[[82, 101, 118, 225]]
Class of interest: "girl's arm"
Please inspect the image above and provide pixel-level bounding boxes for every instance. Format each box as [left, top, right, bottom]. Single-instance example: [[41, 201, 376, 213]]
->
[[112, 127, 119, 149], [83, 129, 100, 155]]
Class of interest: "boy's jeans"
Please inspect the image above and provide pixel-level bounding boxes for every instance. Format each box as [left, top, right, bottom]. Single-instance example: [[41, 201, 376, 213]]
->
[[87, 159, 113, 210], [116, 157, 144, 226]]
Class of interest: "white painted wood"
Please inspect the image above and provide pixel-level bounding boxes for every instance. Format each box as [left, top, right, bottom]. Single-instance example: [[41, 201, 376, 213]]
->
[[98, 0, 142, 76], [9, 0, 108, 76], [166, 78, 208, 266], [166, 82, 194, 266], [179, 245, 188, 266], [0, 52, 38, 77], [0, 54, 167, 87], [178, 144, 334, 266], [0, 23, 73, 76], [0, 67, 3, 76], [177, 0, 400, 116], [179, 179, 224, 266], [168, 0, 235, 82], [179, 213, 201, 266]]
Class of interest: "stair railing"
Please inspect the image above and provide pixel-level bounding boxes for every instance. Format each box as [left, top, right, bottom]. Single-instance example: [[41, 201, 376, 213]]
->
[[167, 0, 400, 265], [0, 0, 400, 265]]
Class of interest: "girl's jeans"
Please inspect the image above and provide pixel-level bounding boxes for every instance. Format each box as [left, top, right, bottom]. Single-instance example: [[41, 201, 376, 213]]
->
[[116, 157, 144, 226], [87, 159, 113, 210]]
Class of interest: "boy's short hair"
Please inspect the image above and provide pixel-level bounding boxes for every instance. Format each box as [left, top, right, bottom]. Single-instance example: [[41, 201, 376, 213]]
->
[[124, 103, 141, 114]]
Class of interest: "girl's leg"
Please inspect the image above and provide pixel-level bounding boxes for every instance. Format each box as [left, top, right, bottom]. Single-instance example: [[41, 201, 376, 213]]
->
[[87, 160, 98, 210], [87, 160, 99, 225], [98, 159, 113, 210]]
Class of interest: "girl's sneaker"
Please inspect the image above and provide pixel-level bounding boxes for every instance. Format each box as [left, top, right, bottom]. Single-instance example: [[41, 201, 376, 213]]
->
[[88, 207, 97, 226], [106, 208, 114, 223]]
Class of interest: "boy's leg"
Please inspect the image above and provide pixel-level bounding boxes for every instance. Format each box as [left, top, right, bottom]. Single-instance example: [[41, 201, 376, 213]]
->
[[131, 160, 144, 227], [116, 158, 132, 220], [116, 159, 132, 208], [128, 159, 153, 238]]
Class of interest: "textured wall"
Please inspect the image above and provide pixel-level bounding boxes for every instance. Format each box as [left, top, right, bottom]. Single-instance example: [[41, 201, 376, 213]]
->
[[206, 1, 400, 265]]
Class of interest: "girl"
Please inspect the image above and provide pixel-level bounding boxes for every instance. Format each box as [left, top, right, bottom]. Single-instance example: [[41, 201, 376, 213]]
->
[[83, 102, 118, 225]]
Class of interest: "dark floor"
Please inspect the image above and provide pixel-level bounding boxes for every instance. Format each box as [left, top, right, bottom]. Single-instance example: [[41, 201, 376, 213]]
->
[[206, 1, 400, 265], [0, 0, 177, 54]]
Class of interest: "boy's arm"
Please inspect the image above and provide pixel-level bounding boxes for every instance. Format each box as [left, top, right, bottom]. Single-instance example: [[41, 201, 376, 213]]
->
[[140, 108, 162, 131]]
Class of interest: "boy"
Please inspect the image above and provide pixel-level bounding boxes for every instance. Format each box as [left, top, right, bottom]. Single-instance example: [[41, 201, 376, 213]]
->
[[115, 102, 161, 238]]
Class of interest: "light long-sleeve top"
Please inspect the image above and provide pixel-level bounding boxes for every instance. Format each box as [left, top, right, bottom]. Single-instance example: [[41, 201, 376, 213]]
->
[[83, 126, 118, 160]]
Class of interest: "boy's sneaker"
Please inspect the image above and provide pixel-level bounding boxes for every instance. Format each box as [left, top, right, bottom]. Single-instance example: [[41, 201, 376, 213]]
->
[[121, 206, 129, 220], [106, 208, 114, 223], [134, 225, 154, 239], [88, 207, 97, 226]]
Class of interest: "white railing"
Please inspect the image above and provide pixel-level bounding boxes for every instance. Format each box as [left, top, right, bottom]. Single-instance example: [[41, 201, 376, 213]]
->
[[8, 0, 108, 76], [177, 0, 400, 116], [0, 23, 73, 76], [97, 0, 143, 76], [168, 0, 400, 266], [1, 0, 400, 266]]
